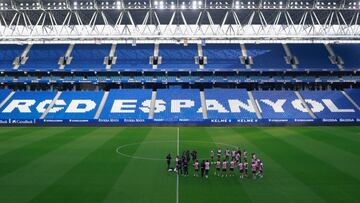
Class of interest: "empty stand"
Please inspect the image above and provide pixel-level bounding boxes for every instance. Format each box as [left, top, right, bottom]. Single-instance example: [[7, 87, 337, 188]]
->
[[45, 91, 103, 120], [204, 89, 258, 119], [20, 44, 68, 70], [300, 91, 360, 119], [287, 44, 337, 69], [202, 44, 244, 70], [111, 44, 154, 70], [154, 89, 203, 121], [0, 44, 26, 70], [252, 91, 313, 119], [246, 44, 290, 70], [331, 44, 360, 69], [157, 44, 198, 70], [65, 44, 111, 70], [99, 89, 152, 120], [0, 91, 56, 119], [344, 89, 360, 108]]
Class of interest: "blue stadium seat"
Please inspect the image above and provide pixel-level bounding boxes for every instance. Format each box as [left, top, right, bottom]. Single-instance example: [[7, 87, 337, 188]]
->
[[65, 44, 111, 70], [99, 89, 152, 120], [154, 89, 203, 121], [345, 89, 360, 106], [0, 89, 11, 103], [300, 91, 360, 119], [112, 44, 153, 70], [20, 44, 68, 71], [0, 91, 56, 119], [252, 91, 312, 119], [204, 89, 258, 119], [331, 44, 360, 69], [202, 44, 244, 70], [0, 44, 25, 71], [45, 91, 103, 120], [288, 44, 336, 69], [246, 44, 290, 70], [158, 44, 198, 70]]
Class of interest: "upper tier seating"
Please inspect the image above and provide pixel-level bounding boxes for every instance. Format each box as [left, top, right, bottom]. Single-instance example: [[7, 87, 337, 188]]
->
[[252, 91, 312, 119], [202, 44, 244, 70], [0, 91, 56, 119], [112, 44, 154, 70], [300, 91, 360, 119], [65, 44, 111, 70], [331, 44, 360, 69], [345, 89, 360, 106], [157, 44, 198, 70], [45, 91, 104, 120], [0, 44, 25, 70], [99, 89, 152, 120], [204, 89, 258, 119], [246, 44, 291, 70], [154, 89, 203, 121], [20, 44, 68, 71], [288, 44, 337, 69]]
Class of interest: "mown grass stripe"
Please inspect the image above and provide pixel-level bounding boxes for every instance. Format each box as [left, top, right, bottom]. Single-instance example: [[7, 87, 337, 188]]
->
[[245, 127, 360, 203], [0, 127, 96, 179], [0, 127, 119, 203], [30, 127, 151, 203], [269, 127, 360, 181], [216, 127, 325, 203], [103, 127, 177, 203], [0, 127, 44, 143], [0, 128, 70, 156]]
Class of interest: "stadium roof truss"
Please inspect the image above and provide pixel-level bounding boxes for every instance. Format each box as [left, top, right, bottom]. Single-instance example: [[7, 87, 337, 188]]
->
[[0, 0, 360, 43]]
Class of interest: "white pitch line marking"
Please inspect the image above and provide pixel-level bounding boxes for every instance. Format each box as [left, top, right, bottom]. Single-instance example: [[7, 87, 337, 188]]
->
[[176, 127, 179, 203]]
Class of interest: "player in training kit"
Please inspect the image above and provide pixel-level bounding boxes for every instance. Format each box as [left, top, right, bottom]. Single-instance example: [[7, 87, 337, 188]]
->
[[244, 150, 248, 162], [229, 160, 235, 176], [235, 151, 241, 163], [225, 148, 230, 160], [222, 160, 227, 177], [176, 156, 181, 173], [251, 160, 257, 179], [205, 160, 210, 178], [238, 162, 244, 179], [211, 148, 215, 162], [217, 148, 222, 159], [215, 159, 221, 176], [244, 161, 248, 178], [252, 153, 256, 161], [231, 149, 236, 161], [194, 160, 199, 177]]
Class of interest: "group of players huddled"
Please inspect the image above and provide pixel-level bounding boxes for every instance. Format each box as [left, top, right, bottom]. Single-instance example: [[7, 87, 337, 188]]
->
[[166, 147, 264, 179]]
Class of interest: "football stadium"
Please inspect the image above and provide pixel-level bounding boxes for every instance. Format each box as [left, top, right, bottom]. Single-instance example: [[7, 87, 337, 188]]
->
[[0, 0, 359, 202]]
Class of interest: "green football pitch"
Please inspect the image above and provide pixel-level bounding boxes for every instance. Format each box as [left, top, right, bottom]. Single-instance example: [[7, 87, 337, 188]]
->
[[0, 126, 359, 203]]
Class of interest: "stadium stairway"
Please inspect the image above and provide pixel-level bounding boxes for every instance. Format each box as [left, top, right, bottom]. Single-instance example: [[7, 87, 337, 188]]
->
[[60, 44, 75, 70], [148, 90, 157, 119], [13, 44, 32, 70], [294, 91, 317, 119], [94, 91, 109, 119], [40, 91, 62, 119], [248, 91, 263, 119]]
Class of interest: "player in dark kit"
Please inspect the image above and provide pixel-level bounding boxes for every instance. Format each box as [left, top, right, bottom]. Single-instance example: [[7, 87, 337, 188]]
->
[[183, 159, 189, 176], [201, 160, 205, 177], [166, 153, 172, 170], [244, 161, 248, 178], [191, 150, 197, 162], [176, 156, 181, 173]]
